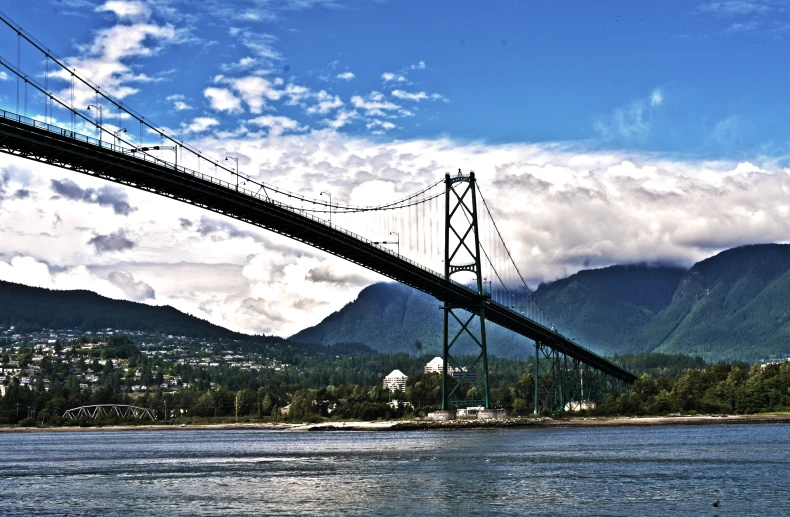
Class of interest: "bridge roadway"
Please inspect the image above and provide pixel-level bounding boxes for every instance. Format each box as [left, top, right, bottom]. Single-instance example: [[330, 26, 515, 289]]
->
[[0, 111, 637, 384]]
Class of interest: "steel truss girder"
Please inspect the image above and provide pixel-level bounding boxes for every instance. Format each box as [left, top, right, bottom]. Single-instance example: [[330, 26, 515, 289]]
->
[[62, 404, 156, 421]]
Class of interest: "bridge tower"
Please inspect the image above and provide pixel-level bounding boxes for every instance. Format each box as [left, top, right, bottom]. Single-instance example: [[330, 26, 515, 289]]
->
[[441, 170, 492, 410]]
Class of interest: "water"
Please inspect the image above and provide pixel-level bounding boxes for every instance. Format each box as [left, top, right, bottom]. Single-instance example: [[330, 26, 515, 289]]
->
[[1, 424, 789, 516]]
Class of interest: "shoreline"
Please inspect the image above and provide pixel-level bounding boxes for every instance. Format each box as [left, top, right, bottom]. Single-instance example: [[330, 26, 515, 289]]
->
[[2, 413, 789, 433]]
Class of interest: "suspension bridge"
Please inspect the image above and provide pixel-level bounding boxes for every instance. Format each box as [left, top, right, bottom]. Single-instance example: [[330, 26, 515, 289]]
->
[[0, 11, 635, 415]]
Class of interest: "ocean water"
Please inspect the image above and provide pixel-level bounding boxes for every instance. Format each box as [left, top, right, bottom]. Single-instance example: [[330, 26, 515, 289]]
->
[[1, 423, 789, 516]]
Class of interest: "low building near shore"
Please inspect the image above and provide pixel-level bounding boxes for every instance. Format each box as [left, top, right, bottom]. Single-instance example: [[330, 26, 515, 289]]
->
[[564, 400, 597, 412]]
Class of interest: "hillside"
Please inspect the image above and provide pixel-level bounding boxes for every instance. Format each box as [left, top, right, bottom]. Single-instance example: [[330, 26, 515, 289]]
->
[[635, 244, 790, 361], [0, 280, 243, 339], [290, 265, 684, 359], [532, 264, 686, 354], [291, 245, 790, 362], [289, 283, 532, 359]]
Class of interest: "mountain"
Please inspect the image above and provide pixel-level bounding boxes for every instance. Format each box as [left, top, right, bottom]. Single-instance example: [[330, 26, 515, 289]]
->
[[635, 244, 790, 362], [0, 280, 243, 339], [290, 265, 683, 359], [289, 283, 532, 359], [291, 244, 790, 363], [531, 264, 686, 354]]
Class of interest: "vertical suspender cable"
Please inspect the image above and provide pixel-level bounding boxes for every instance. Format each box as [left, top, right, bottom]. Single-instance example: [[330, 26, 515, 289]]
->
[[16, 31, 20, 114]]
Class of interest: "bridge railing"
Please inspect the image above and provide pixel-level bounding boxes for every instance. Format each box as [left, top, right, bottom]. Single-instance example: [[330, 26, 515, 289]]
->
[[0, 108, 454, 281]]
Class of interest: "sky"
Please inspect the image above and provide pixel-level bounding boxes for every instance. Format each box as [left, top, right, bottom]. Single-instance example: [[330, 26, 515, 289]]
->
[[0, 0, 789, 337]]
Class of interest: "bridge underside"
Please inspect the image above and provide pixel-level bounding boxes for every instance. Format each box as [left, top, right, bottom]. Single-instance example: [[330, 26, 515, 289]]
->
[[0, 112, 637, 397]]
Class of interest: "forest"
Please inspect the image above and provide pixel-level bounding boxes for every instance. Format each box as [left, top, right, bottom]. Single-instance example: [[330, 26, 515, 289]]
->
[[1, 335, 788, 426]]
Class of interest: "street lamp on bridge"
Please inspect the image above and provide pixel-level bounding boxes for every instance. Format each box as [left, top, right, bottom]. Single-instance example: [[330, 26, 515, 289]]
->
[[320, 191, 332, 225], [86, 104, 103, 143], [113, 128, 126, 147], [132, 145, 178, 169], [225, 156, 240, 190]]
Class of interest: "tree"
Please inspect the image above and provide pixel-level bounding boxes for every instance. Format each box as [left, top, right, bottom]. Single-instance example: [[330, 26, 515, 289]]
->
[[235, 389, 256, 418]]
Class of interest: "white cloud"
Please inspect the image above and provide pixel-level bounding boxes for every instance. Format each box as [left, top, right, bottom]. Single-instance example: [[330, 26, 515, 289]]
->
[[5, 130, 790, 337], [409, 60, 426, 70], [381, 72, 406, 83], [392, 90, 428, 101], [184, 116, 220, 133], [650, 88, 664, 106], [323, 109, 357, 129], [227, 76, 283, 114], [351, 91, 403, 117], [96, 0, 151, 21], [698, 1, 771, 16], [595, 88, 666, 140], [366, 119, 396, 134], [248, 115, 304, 135], [52, 14, 187, 105], [306, 90, 343, 114], [204, 87, 243, 113], [336, 71, 355, 81]]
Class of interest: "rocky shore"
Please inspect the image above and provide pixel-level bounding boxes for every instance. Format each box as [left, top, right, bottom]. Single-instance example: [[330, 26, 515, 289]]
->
[[3, 413, 789, 433]]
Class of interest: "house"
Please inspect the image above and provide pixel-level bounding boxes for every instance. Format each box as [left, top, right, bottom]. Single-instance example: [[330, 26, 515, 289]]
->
[[383, 370, 408, 392]]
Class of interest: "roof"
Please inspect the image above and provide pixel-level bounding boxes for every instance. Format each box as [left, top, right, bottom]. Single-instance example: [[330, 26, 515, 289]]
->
[[385, 369, 408, 379]]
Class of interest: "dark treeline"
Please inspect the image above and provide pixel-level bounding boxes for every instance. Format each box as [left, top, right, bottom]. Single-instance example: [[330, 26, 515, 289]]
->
[[2, 336, 788, 426]]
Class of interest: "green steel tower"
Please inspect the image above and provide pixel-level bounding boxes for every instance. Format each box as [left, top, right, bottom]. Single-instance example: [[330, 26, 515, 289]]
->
[[441, 170, 492, 410]]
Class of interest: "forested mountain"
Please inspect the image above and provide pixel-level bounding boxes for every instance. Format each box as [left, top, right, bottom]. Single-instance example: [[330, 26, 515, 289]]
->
[[291, 244, 790, 363], [0, 280, 242, 339], [635, 244, 790, 361], [289, 283, 532, 359], [289, 266, 683, 359], [531, 264, 686, 354]]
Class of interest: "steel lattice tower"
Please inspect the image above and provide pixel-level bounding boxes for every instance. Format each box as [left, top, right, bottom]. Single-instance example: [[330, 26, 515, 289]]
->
[[441, 170, 492, 410]]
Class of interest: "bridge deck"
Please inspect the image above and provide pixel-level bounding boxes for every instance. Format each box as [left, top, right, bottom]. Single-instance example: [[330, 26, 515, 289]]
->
[[0, 111, 636, 383]]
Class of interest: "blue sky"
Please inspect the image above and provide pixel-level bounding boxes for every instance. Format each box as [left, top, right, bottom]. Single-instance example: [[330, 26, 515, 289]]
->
[[3, 0, 790, 159], [2, 0, 790, 336]]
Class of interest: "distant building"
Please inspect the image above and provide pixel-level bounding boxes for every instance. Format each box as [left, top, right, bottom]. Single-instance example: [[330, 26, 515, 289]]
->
[[424, 356, 457, 375], [564, 400, 597, 412], [383, 370, 408, 392], [424, 357, 455, 374]]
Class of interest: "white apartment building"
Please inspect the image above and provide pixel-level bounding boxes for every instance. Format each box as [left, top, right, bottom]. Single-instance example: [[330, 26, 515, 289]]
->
[[383, 369, 408, 392], [424, 356, 455, 375]]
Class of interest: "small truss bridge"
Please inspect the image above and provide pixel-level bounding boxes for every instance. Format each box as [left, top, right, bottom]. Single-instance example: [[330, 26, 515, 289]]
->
[[63, 404, 157, 421]]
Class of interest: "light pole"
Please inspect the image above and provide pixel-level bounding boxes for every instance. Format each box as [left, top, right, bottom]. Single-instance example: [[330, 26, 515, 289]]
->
[[320, 191, 332, 225], [132, 145, 177, 169], [87, 104, 103, 143], [389, 231, 399, 255], [225, 156, 239, 190], [113, 128, 126, 147]]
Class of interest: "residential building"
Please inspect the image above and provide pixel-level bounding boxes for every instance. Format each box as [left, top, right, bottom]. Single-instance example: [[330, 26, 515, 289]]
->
[[383, 369, 408, 392]]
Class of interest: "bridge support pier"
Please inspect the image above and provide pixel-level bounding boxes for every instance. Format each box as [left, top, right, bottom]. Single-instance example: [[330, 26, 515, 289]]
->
[[533, 342, 631, 414], [441, 170, 491, 411]]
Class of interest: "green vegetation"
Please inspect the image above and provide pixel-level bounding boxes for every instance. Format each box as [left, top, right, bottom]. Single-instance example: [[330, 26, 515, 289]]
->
[[596, 361, 790, 416], [2, 334, 788, 427]]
